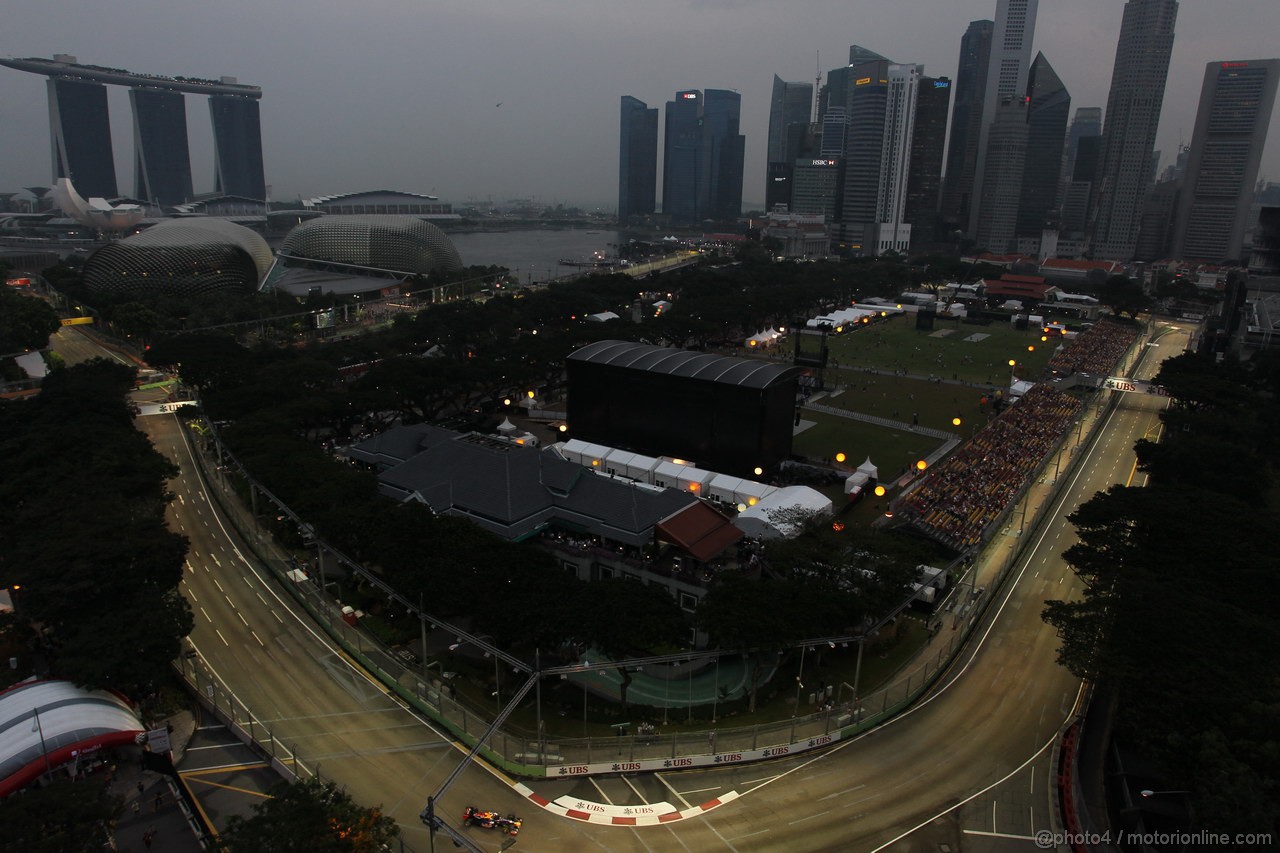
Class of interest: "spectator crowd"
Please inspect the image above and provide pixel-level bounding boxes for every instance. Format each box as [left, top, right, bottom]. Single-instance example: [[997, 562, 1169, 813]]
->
[[899, 384, 1083, 550], [1047, 320, 1139, 378]]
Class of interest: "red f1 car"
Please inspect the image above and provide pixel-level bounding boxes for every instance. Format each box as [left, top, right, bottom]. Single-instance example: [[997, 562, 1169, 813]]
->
[[462, 806, 523, 836]]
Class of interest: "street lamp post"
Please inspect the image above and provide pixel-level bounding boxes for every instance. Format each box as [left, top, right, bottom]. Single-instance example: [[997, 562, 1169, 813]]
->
[[710, 656, 721, 723], [792, 645, 807, 717], [663, 664, 675, 726], [534, 650, 545, 763], [32, 705, 51, 777]]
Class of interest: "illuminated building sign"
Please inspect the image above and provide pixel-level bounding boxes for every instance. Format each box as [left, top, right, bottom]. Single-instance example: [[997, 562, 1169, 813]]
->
[[855, 77, 872, 85], [933, 80, 951, 88], [810, 159, 837, 166], [681, 92, 698, 99], [1221, 62, 1248, 68]]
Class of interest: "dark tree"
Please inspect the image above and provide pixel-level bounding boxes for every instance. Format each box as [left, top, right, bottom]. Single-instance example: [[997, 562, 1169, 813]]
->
[[0, 359, 192, 694], [0, 777, 122, 853], [0, 288, 61, 353], [216, 778, 399, 853], [574, 578, 688, 710]]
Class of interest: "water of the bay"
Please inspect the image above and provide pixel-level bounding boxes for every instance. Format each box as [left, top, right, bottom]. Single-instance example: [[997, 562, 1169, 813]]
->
[[444, 228, 624, 282]]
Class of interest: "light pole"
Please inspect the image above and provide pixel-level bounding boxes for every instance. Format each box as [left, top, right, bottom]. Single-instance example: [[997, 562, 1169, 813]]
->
[[711, 656, 721, 723], [663, 663, 674, 726], [534, 649, 544, 762], [687, 663, 693, 723], [852, 636, 864, 717], [792, 644, 807, 717], [32, 705, 51, 777], [580, 659, 590, 735]]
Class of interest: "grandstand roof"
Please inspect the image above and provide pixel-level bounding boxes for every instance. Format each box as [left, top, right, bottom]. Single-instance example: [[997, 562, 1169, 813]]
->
[[0, 680, 143, 797], [568, 340, 802, 390]]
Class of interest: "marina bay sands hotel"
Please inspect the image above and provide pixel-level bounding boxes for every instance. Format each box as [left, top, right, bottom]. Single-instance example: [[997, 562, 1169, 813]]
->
[[0, 55, 265, 205]]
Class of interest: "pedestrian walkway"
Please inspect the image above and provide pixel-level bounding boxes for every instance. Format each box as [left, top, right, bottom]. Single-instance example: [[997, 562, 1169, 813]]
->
[[109, 708, 206, 852]]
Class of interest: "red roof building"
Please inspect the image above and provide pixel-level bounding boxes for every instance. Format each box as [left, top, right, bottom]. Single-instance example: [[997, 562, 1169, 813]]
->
[[983, 273, 1052, 301]]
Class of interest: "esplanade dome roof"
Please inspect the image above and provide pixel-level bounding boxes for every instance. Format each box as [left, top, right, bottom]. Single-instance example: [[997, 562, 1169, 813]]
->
[[82, 218, 272, 297], [278, 215, 462, 276]]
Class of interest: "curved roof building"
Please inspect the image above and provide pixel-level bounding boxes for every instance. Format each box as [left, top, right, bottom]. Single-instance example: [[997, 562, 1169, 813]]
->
[[263, 215, 463, 297], [567, 341, 803, 477], [0, 680, 143, 797], [568, 340, 802, 389], [82, 218, 271, 297]]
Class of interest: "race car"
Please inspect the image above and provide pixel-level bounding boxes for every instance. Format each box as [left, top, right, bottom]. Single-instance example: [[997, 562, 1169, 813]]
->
[[462, 806, 523, 836]]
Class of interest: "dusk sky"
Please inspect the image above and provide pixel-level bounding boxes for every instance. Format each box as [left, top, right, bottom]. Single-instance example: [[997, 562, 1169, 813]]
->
[[2, 0, 1278, 210]]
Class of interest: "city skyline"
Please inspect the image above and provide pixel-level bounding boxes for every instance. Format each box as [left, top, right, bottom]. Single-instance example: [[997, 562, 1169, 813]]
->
[[1, 0, 1278, 209]]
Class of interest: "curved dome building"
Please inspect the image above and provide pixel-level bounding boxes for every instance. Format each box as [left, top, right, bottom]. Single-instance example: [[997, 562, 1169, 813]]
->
[[82, 218, 272, 297], [263, 215, 463, 296]]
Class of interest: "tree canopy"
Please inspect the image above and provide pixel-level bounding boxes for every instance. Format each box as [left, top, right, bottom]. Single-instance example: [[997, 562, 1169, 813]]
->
[[1043, 348, 1280, 835], [0, 287, 61, 353], [0, 359, 192, 694], [216, 778, 398, 853]]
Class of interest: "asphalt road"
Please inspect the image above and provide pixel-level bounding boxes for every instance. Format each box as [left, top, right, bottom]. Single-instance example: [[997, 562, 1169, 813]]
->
[[55, 321, 1187, 852]]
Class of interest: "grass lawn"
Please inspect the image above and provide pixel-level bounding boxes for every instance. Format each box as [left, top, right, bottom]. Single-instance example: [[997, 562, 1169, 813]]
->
[[823, 312, 1059, 385], [792, 409, 945, 503], [747, 313, 1067, 497]]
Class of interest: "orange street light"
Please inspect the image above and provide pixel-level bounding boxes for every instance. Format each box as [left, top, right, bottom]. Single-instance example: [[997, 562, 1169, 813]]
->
[[874, 485, 886, 497], [916, 459, 928, 471], [835, 452, 847, 463], [952, 416, 962, 427]]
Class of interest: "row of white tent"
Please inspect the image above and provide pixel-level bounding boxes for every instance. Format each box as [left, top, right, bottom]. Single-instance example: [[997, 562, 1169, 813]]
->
[[553, 439, 832, 539], [745, 329, 784, 348], [805, 304, 904, 330]]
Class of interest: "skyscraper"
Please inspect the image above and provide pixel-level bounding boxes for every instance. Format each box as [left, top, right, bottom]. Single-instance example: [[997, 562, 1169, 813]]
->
[[662, 88, 745, 224], [837, 55, 891, 250], [209, 94, 266, 201], [905, 76, 952, 249], [701, 89, 745, 222], [973, 97, 1029, 253], [1089, 0, 1179, 260], [766, 76, 813, 211], [791, 157, 841, 218], [871, 64, 922, 255], [1017, 53, 1070, 239], [1064, 107, 1102, 182], [131, 87, 193, 206], [1170, 59, 1280, 262], [663, 90, 702, 223], [968, 0, 1039, 238], [618, 96, 658, 224], [47, 77, 118, 198], [2, 55, 264, 204], [941, 20, 994, 235], [819, 107, 849, 158]]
